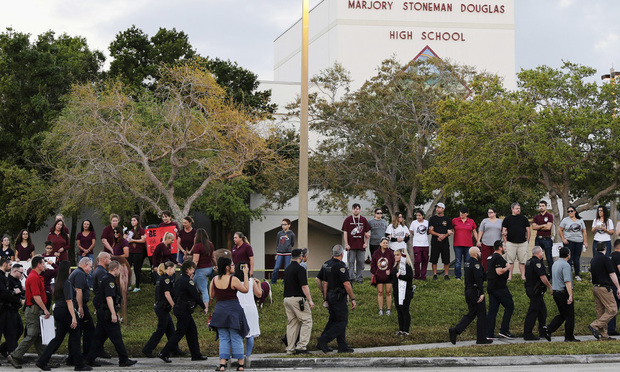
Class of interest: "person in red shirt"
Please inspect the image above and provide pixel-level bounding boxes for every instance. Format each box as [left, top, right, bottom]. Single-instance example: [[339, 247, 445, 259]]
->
[[127, 215, 146, 293], [153, 232, 178, 269], [47, 220, 70, 262], [8, 256, 51, 368], [76, 219, 96, 265], [111, 226, 129, 258], [177, 216, 196, 263], [232, 232, 254, 277], [451, 207, 479, 280], [532, 200, 554, 269], [341, 203, 370, 283], [101, 214, 120, 255]]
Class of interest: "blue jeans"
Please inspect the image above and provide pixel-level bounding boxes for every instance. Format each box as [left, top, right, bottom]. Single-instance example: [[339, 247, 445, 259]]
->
[[535, 237, 553, 269], [271, 254, 291, 283], [593, 240, 612, 257], [194, 267, 213, 303], [245, 336, 254, 357], [218, 328, 244, 360], [177, 252, 184, 263], [453, 246, 470, 279], [567, 240, 583, 276]]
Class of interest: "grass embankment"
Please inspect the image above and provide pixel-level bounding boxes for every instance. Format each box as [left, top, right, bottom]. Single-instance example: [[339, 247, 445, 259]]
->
[[55, 272, 619, 357]]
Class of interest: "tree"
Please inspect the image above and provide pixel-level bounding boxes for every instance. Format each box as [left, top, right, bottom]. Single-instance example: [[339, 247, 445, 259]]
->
[[435, 61, 620, 236], [43, 60, 272, 224], [0, 28, 104, 234], [299, 58, 478, 221], [109, 25, 195, 88]]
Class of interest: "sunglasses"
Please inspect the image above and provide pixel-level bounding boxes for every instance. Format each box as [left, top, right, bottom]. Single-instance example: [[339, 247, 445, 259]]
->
[[567, 210, 575, 213]]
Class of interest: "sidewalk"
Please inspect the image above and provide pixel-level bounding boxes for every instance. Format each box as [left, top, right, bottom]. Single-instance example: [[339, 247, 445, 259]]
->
[[12, 334, 620, 370]]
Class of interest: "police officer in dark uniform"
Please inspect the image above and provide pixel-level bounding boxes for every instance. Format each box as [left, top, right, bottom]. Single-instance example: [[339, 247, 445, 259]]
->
[[158, 260, 208, 363], [449, 247, 492, 345], [315, 244, 356, 353], [0, 263, 25, 358], [86, 261, 137, 367], [90, 252, 112, 360], [486, 240, 515, 339], [0, 257, 18, 364], [68, 258, 94, 364], [143, 261, 185, 357], [523, 246, 552, 340]]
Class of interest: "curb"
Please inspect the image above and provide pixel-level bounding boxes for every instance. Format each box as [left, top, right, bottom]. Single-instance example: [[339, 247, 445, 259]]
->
[[251, 354, 620, 368]]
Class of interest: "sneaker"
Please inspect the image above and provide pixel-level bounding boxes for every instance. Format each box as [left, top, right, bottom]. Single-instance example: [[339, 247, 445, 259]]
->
[[433, 275, 438, 280], [133, 287, 140, 293], [386, 309, 391, 316], [378, 310, 383, 316], [476, 339, 493, 345], [542, 326, 552, 341], [575, 276, 582, 281], [7, 355, 22, 369], [498, 332, 516, 339], [245, 355, 252, 368], [401, 331, 409, 336], [444, 275, 450, 280], [487, 334, 499, 340], [456, 277, 461, 281]]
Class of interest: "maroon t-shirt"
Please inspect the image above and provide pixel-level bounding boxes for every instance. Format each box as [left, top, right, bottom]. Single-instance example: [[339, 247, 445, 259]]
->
[[76, 231, 96, 256], [101, 225, 115, 254], [371, 247, 395, 283], [341, 215, 370, 250], [178, 228, 196, 253], [16, 242, 35, 261], [128, 228, 146, 254], [232, 242, 254, 266], [153, 242, 177, 267], [193, 242, 215, 269], [112, 238, 129, 256], [47, 232, 69, 261], [533, 212, 553, 238]]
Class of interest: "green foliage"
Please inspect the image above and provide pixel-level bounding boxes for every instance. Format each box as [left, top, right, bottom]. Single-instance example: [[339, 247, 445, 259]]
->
[[0, 28, 104, 235], [304, 58, 481, 221]]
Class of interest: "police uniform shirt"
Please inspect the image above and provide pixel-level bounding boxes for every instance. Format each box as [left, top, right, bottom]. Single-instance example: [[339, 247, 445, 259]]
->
[[95, 273, 119, 310], [486, 252, 508, 292], [283, 261, 307, 298], [156, 274, 175, 305], [325, 260, 350, 291], [7, 275, 24, 310], [55, 279, 74, 308], [91, 265, 107, 296], [524, 256, 547, 288], [316, 258, 335, 283], [69, 266, 90, 304], [464, 257, 485, 296], [0, 271, 11, 308], [611, 251, 620, 278], [591, 252, 615, 286], [174, 274, 205, 310]]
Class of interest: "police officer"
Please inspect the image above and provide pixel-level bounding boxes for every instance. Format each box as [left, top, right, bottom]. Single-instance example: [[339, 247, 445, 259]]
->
[[587, 242, 620, 341], [86, 261, 137, 367], [158, 260, 208, 363], [68, 257, 94, 364], [449, 247, 491, 345], [315, 244, 356, 353], [0, 257, 15, 365], [0, 263, 25, 358], [89, 252, 112, 360], [143, 261, 185, 357], [523, 246, 552, 340], [486, 240, 515, 339]]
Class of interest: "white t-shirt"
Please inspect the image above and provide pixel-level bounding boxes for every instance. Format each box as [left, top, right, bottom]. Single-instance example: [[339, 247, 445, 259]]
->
[[409, 220, 430, 247], [593, 218, 614, 242], [386, 224, 409, 250]]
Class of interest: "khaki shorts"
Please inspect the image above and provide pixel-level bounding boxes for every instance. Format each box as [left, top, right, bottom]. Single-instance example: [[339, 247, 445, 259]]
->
[[505, 241, 528, 264]]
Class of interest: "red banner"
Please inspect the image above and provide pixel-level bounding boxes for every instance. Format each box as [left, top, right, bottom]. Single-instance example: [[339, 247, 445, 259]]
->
[[145, 226, 178, 256]]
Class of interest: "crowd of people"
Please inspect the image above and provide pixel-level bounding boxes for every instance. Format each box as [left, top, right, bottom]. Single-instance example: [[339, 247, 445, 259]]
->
[[2, 201, 620, 370]]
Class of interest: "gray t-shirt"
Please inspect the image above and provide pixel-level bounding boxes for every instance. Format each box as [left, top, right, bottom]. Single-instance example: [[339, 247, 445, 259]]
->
[[478, 218, 503, 246], [551, 258, 572, 291], [368, 218, 388, 245], [559, 217, 586, 242]]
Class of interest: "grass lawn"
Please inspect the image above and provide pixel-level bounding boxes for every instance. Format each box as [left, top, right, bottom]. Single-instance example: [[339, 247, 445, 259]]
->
[[52, 271, 619, 357]]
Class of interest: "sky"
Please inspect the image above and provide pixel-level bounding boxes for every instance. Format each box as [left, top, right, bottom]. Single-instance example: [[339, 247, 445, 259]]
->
[[0, 0, 618, 83]]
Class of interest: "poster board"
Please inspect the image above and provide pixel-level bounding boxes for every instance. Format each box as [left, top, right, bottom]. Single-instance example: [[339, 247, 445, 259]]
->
[[145, 226, 178, 256], [40, 315, 55, 345]]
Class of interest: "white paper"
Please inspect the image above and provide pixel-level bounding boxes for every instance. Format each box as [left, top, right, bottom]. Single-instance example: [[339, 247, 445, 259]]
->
[[40, 315, 55, 345], [552, 243, 563, 258]]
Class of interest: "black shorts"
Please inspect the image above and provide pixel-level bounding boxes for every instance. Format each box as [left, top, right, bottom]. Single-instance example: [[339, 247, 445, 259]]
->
[[430, 243, 450, 264]]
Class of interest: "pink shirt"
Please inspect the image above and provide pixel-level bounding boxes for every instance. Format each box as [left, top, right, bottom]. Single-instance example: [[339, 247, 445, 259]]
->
[[452, 217, 477, 247]]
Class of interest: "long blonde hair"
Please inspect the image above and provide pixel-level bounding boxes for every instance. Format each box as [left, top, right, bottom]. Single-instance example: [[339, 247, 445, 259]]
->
[[392, 212, 406, 228], [393, 248, 413, 268]]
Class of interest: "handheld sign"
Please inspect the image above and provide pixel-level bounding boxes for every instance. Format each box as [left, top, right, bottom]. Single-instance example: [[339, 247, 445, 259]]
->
[[145, 226, 178, 256]]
